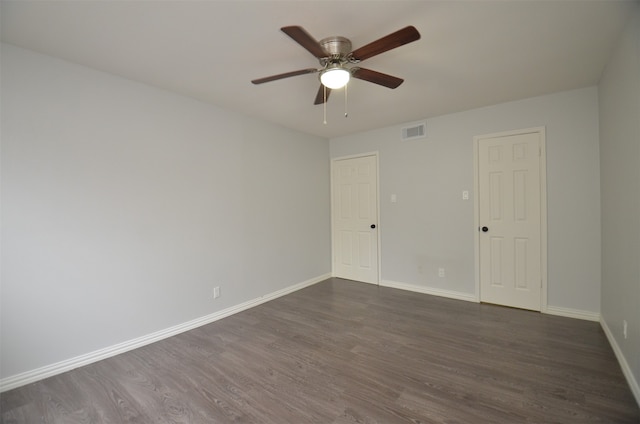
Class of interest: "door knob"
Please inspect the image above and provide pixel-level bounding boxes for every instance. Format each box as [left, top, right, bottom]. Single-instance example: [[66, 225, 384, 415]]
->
[[371, 224, 376, 229], [481, 226, 489, 232]]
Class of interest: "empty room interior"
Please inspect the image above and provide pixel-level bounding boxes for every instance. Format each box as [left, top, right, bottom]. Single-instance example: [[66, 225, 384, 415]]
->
[[1, 1, 639, 422]]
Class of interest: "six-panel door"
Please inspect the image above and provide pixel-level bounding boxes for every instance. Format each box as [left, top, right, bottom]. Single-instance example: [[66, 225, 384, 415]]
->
[[479, 132, 542, 311], [332, 155, 378, 284]]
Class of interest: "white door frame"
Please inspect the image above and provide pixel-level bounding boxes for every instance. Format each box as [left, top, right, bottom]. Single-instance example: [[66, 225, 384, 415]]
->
[[473, 127, 548, 311], [330, 152, 381, 284]]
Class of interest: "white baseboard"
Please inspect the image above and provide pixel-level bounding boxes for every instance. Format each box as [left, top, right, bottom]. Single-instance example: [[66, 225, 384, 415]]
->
[[600, 318, 640, 406], [379, 280, 478, 303], [544, 305, 601, 322], [379, 280, 603, 323], [0, 273, 331, 393]]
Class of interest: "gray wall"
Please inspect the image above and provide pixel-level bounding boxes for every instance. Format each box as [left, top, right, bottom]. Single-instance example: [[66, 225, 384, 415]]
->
[[330, 87, 601, 314], [0, 44, 331, 379], [598, 6, 640, 398]]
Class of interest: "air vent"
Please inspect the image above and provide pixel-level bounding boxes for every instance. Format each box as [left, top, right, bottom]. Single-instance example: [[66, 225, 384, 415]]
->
[[401, 122, 426, 141]]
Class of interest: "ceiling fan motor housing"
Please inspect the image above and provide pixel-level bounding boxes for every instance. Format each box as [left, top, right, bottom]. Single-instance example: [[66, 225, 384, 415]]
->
[[320, 36, 352, 58]]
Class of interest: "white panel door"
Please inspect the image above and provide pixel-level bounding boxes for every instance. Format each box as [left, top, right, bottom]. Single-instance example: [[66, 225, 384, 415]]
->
[[332, 155, 378, 284], [479, 132, 542, 311]]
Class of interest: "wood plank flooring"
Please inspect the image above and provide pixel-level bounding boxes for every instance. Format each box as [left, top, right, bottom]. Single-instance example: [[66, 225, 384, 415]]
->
[[2, 278, 639, 423]]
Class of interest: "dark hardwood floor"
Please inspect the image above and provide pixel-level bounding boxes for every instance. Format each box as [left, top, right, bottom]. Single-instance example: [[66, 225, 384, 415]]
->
[[2, 278, 639, 423]]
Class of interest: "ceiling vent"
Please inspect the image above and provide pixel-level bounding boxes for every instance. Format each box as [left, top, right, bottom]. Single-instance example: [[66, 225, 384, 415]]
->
[[401, 122, 426, 141]]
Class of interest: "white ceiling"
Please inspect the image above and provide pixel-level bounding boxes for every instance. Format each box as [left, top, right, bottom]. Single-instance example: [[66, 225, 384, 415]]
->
[[1, 1, 636, 139]]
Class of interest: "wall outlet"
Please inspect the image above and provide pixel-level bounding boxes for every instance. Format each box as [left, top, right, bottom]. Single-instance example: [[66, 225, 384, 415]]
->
[[438, 268, 445, 278], [213, 286, 221, 299], [623, 320, 628, 339]]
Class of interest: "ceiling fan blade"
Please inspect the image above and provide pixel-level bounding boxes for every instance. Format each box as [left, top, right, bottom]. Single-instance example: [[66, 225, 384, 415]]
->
[[352, 68, 404, 89], [350, 26, 420, 61], [314, 85, 332, 105], [251, 68, 318, 84], [281, 26, 328, 58]]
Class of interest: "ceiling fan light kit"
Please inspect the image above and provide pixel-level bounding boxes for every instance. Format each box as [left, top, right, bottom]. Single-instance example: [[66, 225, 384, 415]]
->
[[320, 66, 350, 89], [251, 25, 421, 111]]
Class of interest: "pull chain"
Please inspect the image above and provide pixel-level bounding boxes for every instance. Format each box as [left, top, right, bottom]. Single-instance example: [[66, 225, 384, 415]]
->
[[323, 85, 327, 125], [344, 83, 348, 118]]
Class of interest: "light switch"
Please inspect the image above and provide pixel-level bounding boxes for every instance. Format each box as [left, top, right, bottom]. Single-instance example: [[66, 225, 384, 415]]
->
[[462, 190, 469, 200], [391, 194, 397, 203]]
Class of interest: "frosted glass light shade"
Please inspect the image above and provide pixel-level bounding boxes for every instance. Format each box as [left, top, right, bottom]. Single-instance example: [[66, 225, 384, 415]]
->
[[320, 68, 350, 89]]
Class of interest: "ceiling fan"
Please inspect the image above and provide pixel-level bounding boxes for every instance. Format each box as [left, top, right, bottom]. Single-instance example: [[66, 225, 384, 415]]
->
[[251, 25, 421, 105]]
